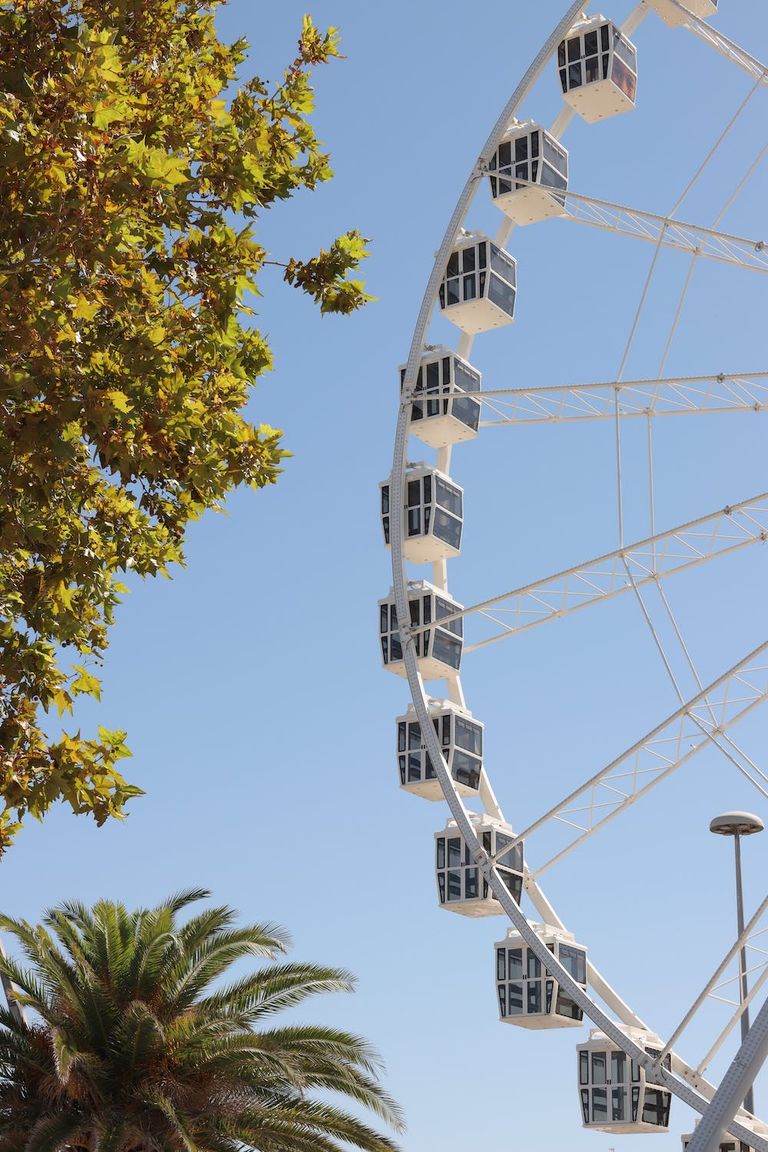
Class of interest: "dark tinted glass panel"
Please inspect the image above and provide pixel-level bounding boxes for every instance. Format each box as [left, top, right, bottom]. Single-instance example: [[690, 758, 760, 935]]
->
[[452, 749, 480, 790], [452, 395, 480, 430], [540, 163, 567, 193], [447, 252, 459, 277], [515, 136, 528, 161], [642, 1089, 670, 1127], [398, 756, 406, 785], [611, 55, 637, 101], [527, 952, 541, 979], [601, 22, 610, 50], [455, 717, 482, 755], [568, 62, 582, 88], [425, 754, 436, 779], [632, 1086, 640, 1121], [559, 67, 567, 94], [612, 1089, 626, 1122], [437, 872, 446, 903], [435, 477, 462, 516], [515, 162, 528, 184], [560, 945, 586, 983], [447, 838, 462, 868], [426, 360, 439, 390], [631, 1059, 640, 1082], [614, 35, 636, 68], [543, 135, 567, 172], [446, 278, 460, 306], [446, 871, 461, 900], [508, 982, 523, 1013], [496, 949, 506, 981], [389, 636, 402, 661], [407, 479, 420, 508], [423, 475, 431, 504], [464, 868, 478, 899], [488, 274, 516, 317], [433, 632, 461, 669], [422, 596, 431, 625], [477, 242, 487, 269], [462, 247, 475, 273], [441, 357, 451, 385], [558, 41, 566, 66], [556, 991, 582, 1020], [579, 1052, 589, 1085], [500, 870, 522, 903], [497, 984, 506, 1016], [436, 597, 462, 635], [407, 755, 421, 783], [436, 838, 445, 868], [454, 361, 480, 393], [592, 1088, 608, 1122], [531, 131, 539, 157], [407, 508, 420, 536], [585, 30, 598, 55], [397, 723, 407, 753], [527, 982, 541, 1014], [612, 1051, 626, 1085], [567, 36, 580, 62], [441, 714, 451, 745], [581, 1090, 590, 1124], [585, 56, 599, 83], [592, 1052, 607, 1085], [499, 141, 511, 167], [380, 605, 388, 634], [434, 511, 461, 548], [507, 949, 523, 979], [408, 723, 421, 750], [462, 274, 477, 301], [490, 246, 515, 282]]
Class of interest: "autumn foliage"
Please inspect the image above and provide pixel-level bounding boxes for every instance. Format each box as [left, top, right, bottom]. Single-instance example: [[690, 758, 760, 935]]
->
[[0, 0, 371, 848]]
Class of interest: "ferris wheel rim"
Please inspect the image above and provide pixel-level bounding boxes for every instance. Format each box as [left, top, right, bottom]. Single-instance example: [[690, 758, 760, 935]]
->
[[387, 3, 768, 1148]]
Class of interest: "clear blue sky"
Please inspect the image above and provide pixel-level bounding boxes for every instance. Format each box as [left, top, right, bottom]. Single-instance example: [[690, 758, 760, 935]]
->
[[7, 3, 768, 1150]]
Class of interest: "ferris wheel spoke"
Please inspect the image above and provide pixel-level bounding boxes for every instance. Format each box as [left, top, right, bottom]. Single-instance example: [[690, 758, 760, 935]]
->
[[557, 187, 768, 271], [658, 0, 768, 88], [473, 372, 768, 425], [504, 642, 768, 877], [433, 493, 768, 653]]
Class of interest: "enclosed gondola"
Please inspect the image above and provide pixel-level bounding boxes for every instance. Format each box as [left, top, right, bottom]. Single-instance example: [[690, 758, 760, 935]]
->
[[381, 464, 463, 563], [379, 581, 463, 680], [489, 121, 569, 225], [495, 925, 587, 1029], [396, 700, 482, 799], [558, 16, 637, 122], [435, 813, 523, 916], [400, 348, 481, 449], [438, 232, 517, 334], [578, 1028, 672, 1133]]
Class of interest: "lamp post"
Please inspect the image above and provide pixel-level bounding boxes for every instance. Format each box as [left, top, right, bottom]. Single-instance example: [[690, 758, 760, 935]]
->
[[710, 810, 765, 1116]]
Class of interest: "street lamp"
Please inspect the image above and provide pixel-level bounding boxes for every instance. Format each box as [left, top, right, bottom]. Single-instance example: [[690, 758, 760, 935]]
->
[[710, 810, 765, 1116]]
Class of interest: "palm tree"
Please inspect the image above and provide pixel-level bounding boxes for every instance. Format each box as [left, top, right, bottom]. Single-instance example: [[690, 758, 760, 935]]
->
[[0, 888, 404, 1152]]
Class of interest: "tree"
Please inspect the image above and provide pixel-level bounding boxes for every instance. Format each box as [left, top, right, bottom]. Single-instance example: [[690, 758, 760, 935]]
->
[[0, 0, 372, 849], [0, 888, 404, 1152]]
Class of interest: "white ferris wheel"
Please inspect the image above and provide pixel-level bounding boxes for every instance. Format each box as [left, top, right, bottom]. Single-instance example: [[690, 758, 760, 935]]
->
[[379, 2, 768, 1150]]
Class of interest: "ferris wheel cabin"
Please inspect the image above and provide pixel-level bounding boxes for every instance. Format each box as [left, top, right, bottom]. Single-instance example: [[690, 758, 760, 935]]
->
[[489, 122, 569, 225], [401, 348, 481, 449], [646, 0, 717, 27], [439, 232, 517, 333], [396, 700, 483, 799], [578, 1028, 672, 1133], [436, 813, 523, 916], [380, 464, 463, 564], [495, 925, 587, 1029], [683, 1135, 753, 1152], [379, 581, 463, 680], [558, 17, 637, 123]]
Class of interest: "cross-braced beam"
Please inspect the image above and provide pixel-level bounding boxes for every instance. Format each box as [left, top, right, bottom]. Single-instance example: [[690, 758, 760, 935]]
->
[[509, 642, 768, 876], [474, 372, 768, 426], [561, 188, 768, 272], [441, 493, 768, 653]]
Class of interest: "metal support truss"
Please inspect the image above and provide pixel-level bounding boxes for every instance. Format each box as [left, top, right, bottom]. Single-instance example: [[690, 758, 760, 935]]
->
[[661, 0, 768, 88], [431, 493, 768, 653], [501, 642, 768, 875], [474, 372, 768, 426], [560, 187, 768, 272]]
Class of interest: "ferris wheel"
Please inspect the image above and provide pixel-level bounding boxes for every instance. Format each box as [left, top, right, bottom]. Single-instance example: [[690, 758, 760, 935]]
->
[[379, 2, 768, 1150]]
